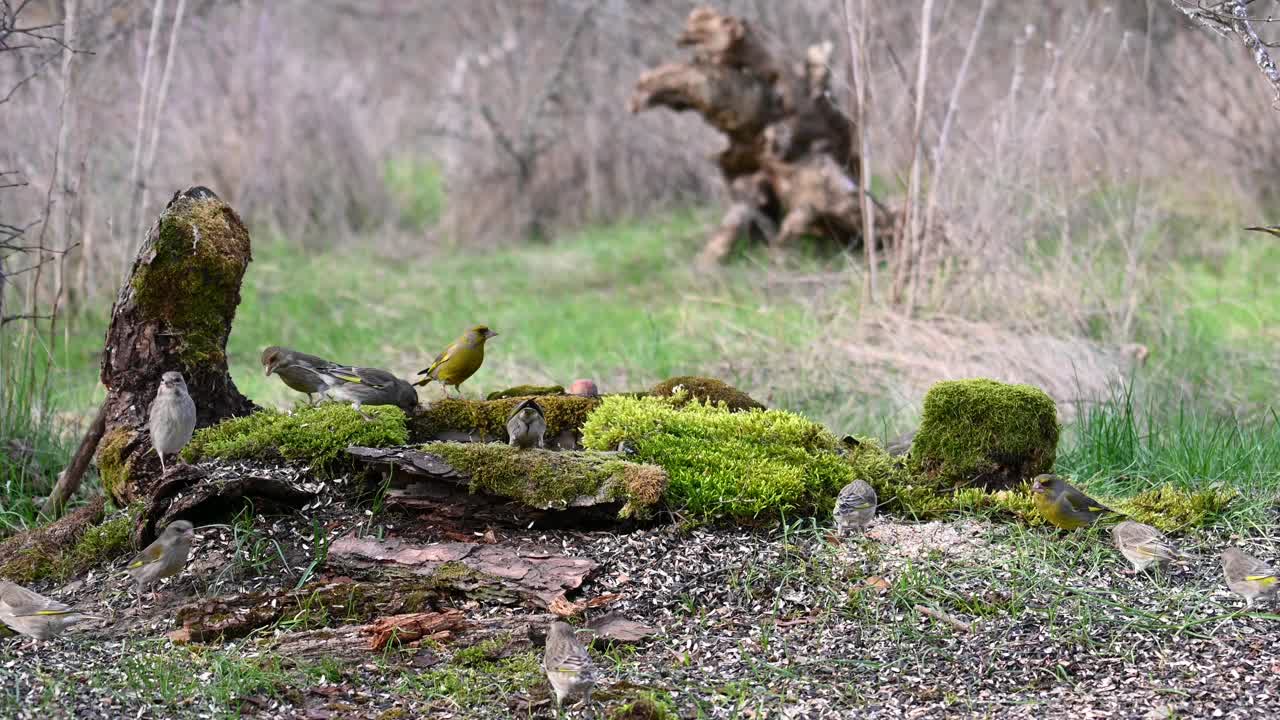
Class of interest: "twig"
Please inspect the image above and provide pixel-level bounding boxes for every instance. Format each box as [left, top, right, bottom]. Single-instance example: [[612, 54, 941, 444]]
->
[[843, 0, 877, 303], [1171, 0, 1280, 100], [40, 402, 107, 518], [913, 603, 972, 633]]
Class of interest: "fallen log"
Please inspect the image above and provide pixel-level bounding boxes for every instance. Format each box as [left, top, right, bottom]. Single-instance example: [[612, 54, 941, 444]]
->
[[327, 533, 596, 609], [347, 444, 667, 528]]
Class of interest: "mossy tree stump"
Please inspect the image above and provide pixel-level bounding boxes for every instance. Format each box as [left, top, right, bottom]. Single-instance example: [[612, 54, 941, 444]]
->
[[96, 186, 256, 506]]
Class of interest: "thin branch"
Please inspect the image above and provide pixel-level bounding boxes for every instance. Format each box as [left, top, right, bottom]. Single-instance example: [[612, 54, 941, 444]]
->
[[1171, 0, 1280, 99]]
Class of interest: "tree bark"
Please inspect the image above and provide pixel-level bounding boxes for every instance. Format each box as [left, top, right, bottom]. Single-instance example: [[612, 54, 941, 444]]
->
[[95, 186, 256, 507], [631, 8, 894, 265]]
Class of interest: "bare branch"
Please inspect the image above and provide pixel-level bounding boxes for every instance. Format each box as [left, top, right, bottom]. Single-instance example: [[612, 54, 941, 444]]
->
[[1171, 0, 1280, 99]]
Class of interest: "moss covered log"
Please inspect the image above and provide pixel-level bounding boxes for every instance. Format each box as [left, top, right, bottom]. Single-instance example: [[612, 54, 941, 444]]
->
[[184, 404, 408, 467], [0, 499, 137, 585], [407, 395, 600, 447], [908, 379, 1059, 491], [650, 376, 764, 412], [95, 186, 256, 506]]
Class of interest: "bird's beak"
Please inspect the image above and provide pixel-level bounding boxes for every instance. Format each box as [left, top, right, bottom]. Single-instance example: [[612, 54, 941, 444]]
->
[[488, 331, 499, 338], [264, 365, 273, 376]]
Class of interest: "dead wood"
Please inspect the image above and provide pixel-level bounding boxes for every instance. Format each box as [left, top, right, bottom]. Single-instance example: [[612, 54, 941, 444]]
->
[[327, 533, 596, 609], [41, 401, 107, 518]]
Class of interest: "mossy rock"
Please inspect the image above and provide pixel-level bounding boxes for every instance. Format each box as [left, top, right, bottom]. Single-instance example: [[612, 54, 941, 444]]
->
[[183, 403, 408, 468], [582, 394, 872, 523], [649, 376, 764, 412], [485, 385, 564, 401], [423, 442, 667, 518], [130, 187, 252, 367], [407, 396, 600, 444], [908, 379, 1059, 491]]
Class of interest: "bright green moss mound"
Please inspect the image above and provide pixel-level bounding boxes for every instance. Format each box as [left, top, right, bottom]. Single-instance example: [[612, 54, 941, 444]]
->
[[650, 376, 764, 412], [183, 403, 408, 466], [582, 395, 873, 522], [423, 442, 666, 518], [130, 191, 252, 367], [1109, 484, 1236, 532], [909, 379, 1059, 490], [408, 395, 600, 442], [485, 385, 564, 400]]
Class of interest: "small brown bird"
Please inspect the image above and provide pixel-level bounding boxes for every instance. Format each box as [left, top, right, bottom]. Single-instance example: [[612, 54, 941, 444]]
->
[[1030, 474, 1120, 530], [415, 325, 498, 396], [507, 399, 547, 449], [0, 581, 100, 641], [543, 621, 596, 713], [834, 479, 877, 534], [1221, 547, 1279, 608], [261, 346, 341, 404], [568, 379, 599, 398], [149, 371, 197, 474], [318, 365, 418, 419], [1111, 520, 1182, 573], [126, 520, 195, 605]]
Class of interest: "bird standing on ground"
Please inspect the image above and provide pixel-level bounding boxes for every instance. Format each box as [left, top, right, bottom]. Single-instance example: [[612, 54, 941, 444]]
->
[[126, 520, 196, 606], [149, 371, 197, 474], [318, 365, 418, 419], [1221, 547, 1278, 608], [834, 479, 877, 534], [261, 346, 340, 404], [1030, 474, 1120, 530], [507, 399, 547, 449], [1111, 520, 1181, 573], [544, 621, 596, 715], [0, 580, 100, 641], [415, 325, 498, 397]]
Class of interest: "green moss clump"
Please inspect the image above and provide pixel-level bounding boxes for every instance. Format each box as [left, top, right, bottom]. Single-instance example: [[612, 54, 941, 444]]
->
[[129, 192, 252, 367], [610, 693, 679, 720], [409, 395, 601, 442], [909, 379, 1059, 491], [96, 428, 136, 506], [423, 442, 667, 517], [650, 376, 764, 412], [183, 404, 408, 467], [1111, 484, 1236, 532], [485, 385, 564, 400], [582, 394, 868, 523], [0, 506, 138, 585]]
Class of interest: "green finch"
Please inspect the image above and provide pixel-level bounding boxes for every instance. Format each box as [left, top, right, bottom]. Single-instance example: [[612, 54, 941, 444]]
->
[[1030, 474, 1120, 530], [261, 346, 341, 404], [1111, 520, 1182, 573], [834, 479, 877, 534], [318, 365, 418, 419], [127, 519, 195, 605], [0, 580, 101, 641], [415, 325, 498, 396], [1221, 547, 1278, 608], [543, 621, 596, 714], [149, 371, 196, 474], [507, 399, 546, 449]]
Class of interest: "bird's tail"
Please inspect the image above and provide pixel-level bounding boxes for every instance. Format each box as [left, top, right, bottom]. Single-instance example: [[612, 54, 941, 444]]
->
[[413, 377, 433, 388]]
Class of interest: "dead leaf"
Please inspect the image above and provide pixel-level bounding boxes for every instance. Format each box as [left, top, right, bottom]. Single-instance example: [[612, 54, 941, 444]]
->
[[365, 609, 467, 651], [859, 576, 890, 593], [547, 594, 582, 617]]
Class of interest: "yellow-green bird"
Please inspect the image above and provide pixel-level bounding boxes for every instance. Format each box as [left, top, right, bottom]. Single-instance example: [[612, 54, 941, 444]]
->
[[414, 325, 498, 396], [0, 580, 101, 641], [1245, 225, 1280, 238], [1030, 474, 1120, 530], [1221, 547, 1278, 608]]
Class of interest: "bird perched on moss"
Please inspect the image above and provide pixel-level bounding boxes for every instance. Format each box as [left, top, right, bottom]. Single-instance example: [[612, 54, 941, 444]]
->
[[319, 365, 418, 419], [261, 346, 341, 404], [543, 621, 596, 714], [507, 398, 546, 449], [834, 479, 877, 534], [149, 371, 196, 474], [1030, 474, 1120, 530], [126, 519, 195, 606], [1111, 520, 1182, 573], [415, 325, 498, 396], [1221, 547, 1278, 608], [0, 580, 101, 641]]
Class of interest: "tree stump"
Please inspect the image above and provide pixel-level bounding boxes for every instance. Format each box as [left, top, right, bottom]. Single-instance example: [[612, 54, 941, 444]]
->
[[630, 7, 897, 266], [95, 186, 256, 506]]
